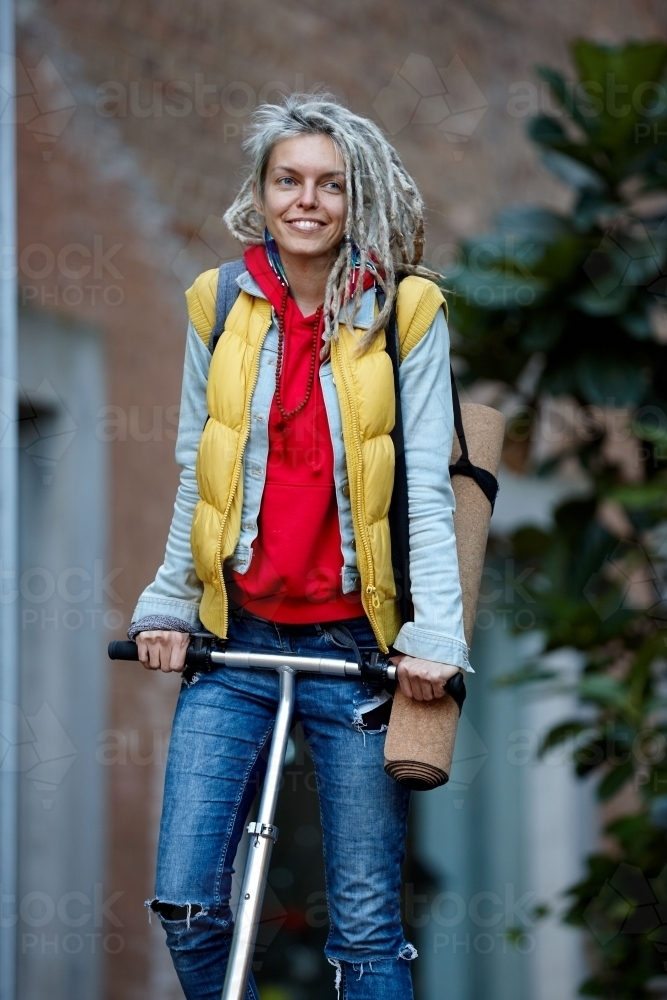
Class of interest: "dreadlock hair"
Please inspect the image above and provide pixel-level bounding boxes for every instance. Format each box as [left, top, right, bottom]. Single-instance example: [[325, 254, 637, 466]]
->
[[223, 91, 442, 356]]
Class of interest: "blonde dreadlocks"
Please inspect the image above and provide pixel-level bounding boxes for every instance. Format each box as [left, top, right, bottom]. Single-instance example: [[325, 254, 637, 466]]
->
[[223, 91, 441, 355]]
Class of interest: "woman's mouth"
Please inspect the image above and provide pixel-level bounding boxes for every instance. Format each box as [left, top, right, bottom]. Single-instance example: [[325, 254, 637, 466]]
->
[[285, 219, 326, 232]]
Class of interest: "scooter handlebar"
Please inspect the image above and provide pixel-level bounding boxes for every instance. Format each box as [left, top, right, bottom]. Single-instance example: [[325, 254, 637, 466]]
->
[[108, 640, 140, 661], [107, 635, 397, 685]]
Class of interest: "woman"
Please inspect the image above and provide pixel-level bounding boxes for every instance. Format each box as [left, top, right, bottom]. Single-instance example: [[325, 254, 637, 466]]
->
[[129, 92, 470, 1000]]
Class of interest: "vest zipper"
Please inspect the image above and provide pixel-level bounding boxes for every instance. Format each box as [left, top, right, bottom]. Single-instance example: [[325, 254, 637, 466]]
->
[[331, 339, 387, 652], [214, 311, 273, 637]]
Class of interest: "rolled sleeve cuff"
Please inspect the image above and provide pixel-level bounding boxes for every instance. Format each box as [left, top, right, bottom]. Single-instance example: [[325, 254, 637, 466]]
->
[[392, 622, 473, 673], [127, 615, 195, 639], [131, 595, 202, 630]]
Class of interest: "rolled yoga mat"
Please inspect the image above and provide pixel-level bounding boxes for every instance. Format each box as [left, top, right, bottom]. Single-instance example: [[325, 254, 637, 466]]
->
[[383, 403, 506, 791]]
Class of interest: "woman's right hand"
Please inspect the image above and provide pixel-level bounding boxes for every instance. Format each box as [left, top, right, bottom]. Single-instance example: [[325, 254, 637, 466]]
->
[[136, 630, 191, 673]]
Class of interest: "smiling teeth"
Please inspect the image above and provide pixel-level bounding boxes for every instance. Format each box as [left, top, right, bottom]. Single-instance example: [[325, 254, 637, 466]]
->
[[290, 220, 322, 230]]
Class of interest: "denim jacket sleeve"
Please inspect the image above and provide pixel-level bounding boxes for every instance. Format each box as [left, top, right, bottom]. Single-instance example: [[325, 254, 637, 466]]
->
[[130, 321, 210, 628], [391, 306, 472, 672]]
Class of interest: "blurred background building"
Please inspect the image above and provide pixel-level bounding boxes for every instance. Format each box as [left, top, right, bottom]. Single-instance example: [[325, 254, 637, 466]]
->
[[2, 1, 666, 998]]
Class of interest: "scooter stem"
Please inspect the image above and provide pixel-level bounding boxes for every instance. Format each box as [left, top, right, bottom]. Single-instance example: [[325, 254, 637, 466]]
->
[[221, 665, 296, 1000]]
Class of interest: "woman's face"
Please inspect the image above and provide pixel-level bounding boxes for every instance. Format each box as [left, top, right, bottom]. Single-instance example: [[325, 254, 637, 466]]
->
[[253, 133, 348, 262]]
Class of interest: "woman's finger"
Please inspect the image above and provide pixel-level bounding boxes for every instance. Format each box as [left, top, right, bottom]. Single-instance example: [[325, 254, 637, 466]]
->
[[137, 633, 158, 670], [147, 640, 162, 670], [409, 675, 425, 701], [418, 679, 434, 702], [136, 637, 152, 669], [168, 635, 188, 671], [396, 662, 414, 700]]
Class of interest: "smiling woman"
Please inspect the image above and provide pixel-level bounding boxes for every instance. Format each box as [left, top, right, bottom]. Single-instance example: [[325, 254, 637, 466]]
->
[[126, 91, 470, 1000], [254, 134, 348, 316]]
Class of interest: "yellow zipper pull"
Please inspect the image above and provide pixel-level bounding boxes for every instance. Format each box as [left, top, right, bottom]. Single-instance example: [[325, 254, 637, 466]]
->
[[366, 585, 380, 609]]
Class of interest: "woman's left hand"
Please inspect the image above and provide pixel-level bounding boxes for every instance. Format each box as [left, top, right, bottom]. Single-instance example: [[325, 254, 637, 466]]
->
[[389, 654, 463, 702]]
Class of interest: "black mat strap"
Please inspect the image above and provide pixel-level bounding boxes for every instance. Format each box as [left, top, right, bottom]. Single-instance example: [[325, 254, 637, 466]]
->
[[448, 367, 499, 510]]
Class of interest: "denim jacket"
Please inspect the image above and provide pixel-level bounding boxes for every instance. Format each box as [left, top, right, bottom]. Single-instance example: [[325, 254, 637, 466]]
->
[[131, 270, 471, 671]]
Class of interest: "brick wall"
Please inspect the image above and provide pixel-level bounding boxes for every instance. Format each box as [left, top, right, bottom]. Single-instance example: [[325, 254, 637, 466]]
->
[[16, 0, 667, 995]]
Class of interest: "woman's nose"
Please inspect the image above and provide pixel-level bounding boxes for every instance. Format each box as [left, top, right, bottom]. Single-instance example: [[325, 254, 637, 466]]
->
[[297, 182, 318, 208]]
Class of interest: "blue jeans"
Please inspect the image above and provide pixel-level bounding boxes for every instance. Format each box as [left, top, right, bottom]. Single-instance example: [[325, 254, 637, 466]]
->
[[150, 612, 416, 999]]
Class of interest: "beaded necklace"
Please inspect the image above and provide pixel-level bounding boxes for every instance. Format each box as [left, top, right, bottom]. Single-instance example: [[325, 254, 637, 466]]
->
[[274, 283, 322, 423], [263, 228, 376, 422]]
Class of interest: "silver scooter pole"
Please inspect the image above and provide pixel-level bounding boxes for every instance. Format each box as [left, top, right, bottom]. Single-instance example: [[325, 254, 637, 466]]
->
[[207, 646, 396, 1000], [108, 638, 396, 1000], [220, 663, 294, 1000]]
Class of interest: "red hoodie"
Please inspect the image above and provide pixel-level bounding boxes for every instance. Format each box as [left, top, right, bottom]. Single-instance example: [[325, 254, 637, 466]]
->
[[226, 244, 372, 623]]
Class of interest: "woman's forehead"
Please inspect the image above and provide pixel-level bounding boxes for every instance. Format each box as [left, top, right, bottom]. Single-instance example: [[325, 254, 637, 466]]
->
[[267, 133, 344, 172]]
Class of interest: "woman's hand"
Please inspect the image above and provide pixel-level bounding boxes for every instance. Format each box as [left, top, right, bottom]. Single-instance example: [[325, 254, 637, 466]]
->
[[389, 653, 463, 702], [136, 630, 191, 673]]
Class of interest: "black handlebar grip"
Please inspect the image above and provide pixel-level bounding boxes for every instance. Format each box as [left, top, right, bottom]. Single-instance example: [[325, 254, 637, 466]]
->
[[108, 640, 140, 661]]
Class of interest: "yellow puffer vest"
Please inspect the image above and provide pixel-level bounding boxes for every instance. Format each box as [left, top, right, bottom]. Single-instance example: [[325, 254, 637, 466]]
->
[[185, 269, 446, 652]]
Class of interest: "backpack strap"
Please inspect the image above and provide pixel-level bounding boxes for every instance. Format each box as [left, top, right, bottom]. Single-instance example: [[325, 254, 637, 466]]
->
[[210, 259, 246, 354], [382, 279, 499, 625], [383, 284, 413, 624], [184, 259, 245, 351]]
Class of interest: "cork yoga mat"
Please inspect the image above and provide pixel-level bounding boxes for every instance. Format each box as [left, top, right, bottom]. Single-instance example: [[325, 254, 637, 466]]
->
[[384, 403, 506, 790]]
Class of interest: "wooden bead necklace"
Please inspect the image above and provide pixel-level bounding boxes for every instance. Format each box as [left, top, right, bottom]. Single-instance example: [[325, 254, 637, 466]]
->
[[274, 282, 323, 423]]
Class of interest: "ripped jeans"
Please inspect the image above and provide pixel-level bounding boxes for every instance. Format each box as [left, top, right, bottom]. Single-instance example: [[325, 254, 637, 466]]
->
[[150, 611, 416, 999]]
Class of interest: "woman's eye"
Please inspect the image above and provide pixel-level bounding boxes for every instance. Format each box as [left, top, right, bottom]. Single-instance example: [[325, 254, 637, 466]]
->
[[278, 177, 296, 186]]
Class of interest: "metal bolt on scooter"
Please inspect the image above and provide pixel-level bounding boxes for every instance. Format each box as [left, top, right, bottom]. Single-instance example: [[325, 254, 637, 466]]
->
[[109, 632, 397, 1000]]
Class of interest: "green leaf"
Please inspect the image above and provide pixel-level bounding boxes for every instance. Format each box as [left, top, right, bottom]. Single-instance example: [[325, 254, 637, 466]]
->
[[494, 663, 558, 688], [620, 311, 653, 340], [573, 355, 647, 405], [496, 205, 570, 242], [528, 114, 568, 147], [598, 758, 635, 799], [578, 675, 628, 710], [541, 150, 606, 192], [539, 721, 592, 756], [609, 480, 667, 510], [511, 525, 552, 558], [571, 282, 633, 316], [533, 234, 585, 282], [536, 65, 597, 134], [572, 39, 667, 149]]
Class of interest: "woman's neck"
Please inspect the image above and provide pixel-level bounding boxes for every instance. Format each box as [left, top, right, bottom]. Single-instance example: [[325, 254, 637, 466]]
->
[[279, 249, 335, 316]]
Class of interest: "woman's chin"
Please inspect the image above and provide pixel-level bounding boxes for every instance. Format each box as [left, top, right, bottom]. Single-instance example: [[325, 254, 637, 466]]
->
[[277, 237, 338, 260]]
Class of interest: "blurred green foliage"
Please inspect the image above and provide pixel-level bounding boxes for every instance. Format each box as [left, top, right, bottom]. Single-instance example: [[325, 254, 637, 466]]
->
[[448, 40, 667, 998]]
